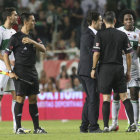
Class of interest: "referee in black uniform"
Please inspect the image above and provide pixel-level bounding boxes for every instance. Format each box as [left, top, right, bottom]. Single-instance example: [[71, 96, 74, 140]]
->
[[91, 11, 136, 132], [4, 13, 47, 134]]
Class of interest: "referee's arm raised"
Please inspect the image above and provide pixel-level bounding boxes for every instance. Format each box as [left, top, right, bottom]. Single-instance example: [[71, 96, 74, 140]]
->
[[22, 37, 46, 53]]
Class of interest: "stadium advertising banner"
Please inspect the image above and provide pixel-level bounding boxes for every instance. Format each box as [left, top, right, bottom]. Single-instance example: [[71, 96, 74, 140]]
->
[[1, 92, 127, 121]]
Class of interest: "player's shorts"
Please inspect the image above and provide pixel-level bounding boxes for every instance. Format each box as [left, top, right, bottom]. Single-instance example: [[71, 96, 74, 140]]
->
[[13, 65, 39, 96], [127, 78, 140, 88], [0, 63, 15, 95], [98, 64, 127, 94]]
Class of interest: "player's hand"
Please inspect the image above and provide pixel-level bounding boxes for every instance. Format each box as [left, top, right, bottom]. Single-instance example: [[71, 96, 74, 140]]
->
[[22, 37, 34, 44], [9, 72, 18, 79], [126, 72, 131, 82], [91, 70, 96, 79]]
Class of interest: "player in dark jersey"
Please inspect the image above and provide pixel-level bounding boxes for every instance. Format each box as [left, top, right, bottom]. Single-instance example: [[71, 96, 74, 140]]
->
[[91, 11, 136, 132], [3, 12, 47, 134]]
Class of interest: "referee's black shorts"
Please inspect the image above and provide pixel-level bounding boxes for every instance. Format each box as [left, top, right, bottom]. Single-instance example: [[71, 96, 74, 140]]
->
[[98, 64, 127, 94], [13, 65, 39, 96]]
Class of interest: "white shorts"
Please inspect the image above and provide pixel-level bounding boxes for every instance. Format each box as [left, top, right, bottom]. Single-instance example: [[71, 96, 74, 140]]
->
[[0, 61, 15, 95], [127, 78, 140, 88], [0, 74, 15, 95]]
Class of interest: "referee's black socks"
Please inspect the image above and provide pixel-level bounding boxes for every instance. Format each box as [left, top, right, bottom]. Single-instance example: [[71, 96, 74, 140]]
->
[[14, 102, 23, 130], [102, 101, 110, 128], [123, 99, 134, 125], [29, 104, 39, 129]]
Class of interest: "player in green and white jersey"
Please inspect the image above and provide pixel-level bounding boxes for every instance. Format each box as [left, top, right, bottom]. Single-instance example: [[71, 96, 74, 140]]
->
[[0, 8, 31, 134], [109, 9, 140, 132]]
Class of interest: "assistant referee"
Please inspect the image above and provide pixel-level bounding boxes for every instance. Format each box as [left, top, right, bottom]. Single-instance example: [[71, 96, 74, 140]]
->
[[91, 11, 136, 132]]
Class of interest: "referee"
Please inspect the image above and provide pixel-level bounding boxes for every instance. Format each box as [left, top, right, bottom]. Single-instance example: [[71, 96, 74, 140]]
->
[[4, 13, 47, 134], [91, 11, 136, 132]]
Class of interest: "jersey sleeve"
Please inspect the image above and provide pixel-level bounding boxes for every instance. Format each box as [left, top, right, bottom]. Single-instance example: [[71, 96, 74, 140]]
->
[[92, 32, 101, 52], [123, 35, 133, 54], [5, 36, 16, 55]]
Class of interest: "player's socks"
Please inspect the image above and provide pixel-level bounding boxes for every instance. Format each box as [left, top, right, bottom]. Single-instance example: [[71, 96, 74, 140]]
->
[[12, 100, 16, 131], [14, 102, 23, 129], [111, 100, 120, 125], [29, 104, 39, 129], [131, 100, 139, 125], [123, 99, 134, 125], [102, 101, 110, 128]]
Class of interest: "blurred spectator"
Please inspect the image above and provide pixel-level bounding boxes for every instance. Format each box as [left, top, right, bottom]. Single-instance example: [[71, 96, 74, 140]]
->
[[81, 0, 97, 17], [67, 40, 80, 60], [39, 70, 48, 92], [28, 0, 42, 14], [58, 16, 74, 41], [73, 77, 83, 91], [97, 0, 107, 15], [65, 0, 74, 9], [59, 70, 70, 91], [70, 66, 78, 88], [35, 10, 47, 45], [70, 0, 83, 29], [17, 0, 29, 8], [57, 40, 68, 60], [46, 83, 57, 92], [46, 3, 55, 42], [62, 81, 74, 92]]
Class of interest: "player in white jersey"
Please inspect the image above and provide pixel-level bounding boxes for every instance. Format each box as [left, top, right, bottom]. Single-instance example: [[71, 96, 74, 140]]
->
[[0, 8, 31, 133], [109, 9, 140, 131]]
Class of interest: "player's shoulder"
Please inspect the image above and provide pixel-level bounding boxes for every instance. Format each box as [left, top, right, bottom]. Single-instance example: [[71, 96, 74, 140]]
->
[[134, 27, 140, 33], [0, 26, 6, 33]]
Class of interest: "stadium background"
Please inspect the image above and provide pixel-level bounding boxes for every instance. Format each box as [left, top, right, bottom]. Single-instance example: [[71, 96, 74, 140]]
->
[[0, 0, 140, 121]]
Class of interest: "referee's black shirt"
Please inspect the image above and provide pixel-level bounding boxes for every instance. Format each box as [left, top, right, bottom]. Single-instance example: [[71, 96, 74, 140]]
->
[[92, 28, 132, 65], [5, 31, 42, 66]]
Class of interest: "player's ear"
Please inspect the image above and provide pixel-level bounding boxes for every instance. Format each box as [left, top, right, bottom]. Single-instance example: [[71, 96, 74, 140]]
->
[[114, 18, 116, 24]]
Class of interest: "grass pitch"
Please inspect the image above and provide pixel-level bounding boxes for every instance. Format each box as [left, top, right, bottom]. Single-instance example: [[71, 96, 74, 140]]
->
[[0, 120, 140, 140]]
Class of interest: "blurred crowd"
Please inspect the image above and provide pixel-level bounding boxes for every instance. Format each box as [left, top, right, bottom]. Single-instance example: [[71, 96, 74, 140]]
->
[[0, 0, 140, 92], [39, 65, 83, 92]]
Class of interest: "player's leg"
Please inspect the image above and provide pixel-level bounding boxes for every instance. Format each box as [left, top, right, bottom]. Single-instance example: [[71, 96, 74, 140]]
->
[[0, 74, 9, 121], [102, 94, 111, 132], [14, 95, 25, 134], [120, 92, 136, 132], [129, 87, 139, 126], [5, 78, 17, 132], [28, 94, 47, 134], [109, 92, 120, 131]]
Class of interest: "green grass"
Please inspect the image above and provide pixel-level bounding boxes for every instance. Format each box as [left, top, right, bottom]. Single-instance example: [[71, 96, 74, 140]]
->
[[0, 120, 140, 140]]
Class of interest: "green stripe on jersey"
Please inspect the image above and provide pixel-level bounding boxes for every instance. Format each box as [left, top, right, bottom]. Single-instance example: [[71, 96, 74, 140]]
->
[[0, 39, 10, 50], [130, 40, 138, 50]]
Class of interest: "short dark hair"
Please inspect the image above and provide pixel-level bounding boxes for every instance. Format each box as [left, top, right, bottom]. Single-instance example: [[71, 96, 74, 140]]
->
[[119, 9, 136, 23], [103, 11, 116, 24], [2, 7, 16, 22], [20, 12, 34, 25], [86, 11, 100, 25]]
